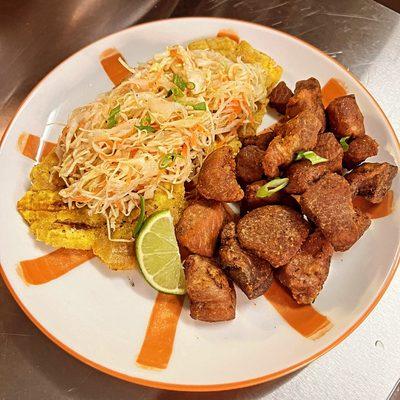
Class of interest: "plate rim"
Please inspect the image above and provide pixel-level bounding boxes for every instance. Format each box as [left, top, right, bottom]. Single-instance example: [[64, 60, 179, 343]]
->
[[0, 16, 399, 392]]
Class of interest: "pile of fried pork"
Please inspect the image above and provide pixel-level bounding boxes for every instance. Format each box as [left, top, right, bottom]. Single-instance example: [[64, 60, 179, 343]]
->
[[176, 77, 398, 322]]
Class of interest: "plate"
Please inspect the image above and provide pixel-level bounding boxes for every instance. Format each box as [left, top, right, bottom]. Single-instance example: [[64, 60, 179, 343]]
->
[[0, 17, 399, 391]]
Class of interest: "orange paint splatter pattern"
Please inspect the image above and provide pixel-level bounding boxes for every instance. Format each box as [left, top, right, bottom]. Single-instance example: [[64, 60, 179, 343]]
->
[[20, 248, 94, 285], [265, 280, 332, 339], [353, 191, 394, 219], [321, 78, 347, 108], [100, 48, 132, 86], [18, 133, 56, 161], [137, 293, 184, 369]]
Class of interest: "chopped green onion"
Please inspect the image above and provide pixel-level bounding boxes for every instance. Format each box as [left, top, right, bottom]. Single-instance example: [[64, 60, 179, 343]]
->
[[173, 74, 187, 91], [135, 125, 156, 133], [107, 105, 121, 128], [192, 102, 207, 111], [140, 114, 151, 126], [187, 81, 195, 90], [340, 136, 351, 152], [133, 195, 146, 237], [159, 153, 180, 169], [295, 151, 328, 165], [171, 86, 184, 98], [256, 178, 289, 198]]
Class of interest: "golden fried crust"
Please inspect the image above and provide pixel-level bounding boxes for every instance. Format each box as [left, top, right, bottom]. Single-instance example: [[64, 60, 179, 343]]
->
[[326, 94, 365, 138], [236, 145, 265, 184], [300, 173, 371, 251], [263, 110, 321, 178], [269, 81, 293, 114], [219, 222, 273, 299], [30, 152, 65, 191], [285, 132, 344, 194], [345, 162, 398, 203], [184, 255, 236, 322], [176, 199, 226, 257], [241, 180, 285, 211], [197, 146, 244, 202], [343, 135, 379, 169], [237, 205, 310, 267], [278, 230, 334, 304], [286, 77, 326, 132], [242, 129, 276, 150]]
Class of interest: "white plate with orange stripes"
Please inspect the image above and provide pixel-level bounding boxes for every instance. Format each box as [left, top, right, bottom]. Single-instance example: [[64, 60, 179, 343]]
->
[[0, 17, 399, 391]]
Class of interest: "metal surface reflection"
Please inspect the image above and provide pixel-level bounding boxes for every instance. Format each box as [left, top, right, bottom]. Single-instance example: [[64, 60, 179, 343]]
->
[[0, 1, 399, 399]]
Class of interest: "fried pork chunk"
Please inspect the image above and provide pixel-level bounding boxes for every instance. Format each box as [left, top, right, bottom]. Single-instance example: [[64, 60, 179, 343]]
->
[[242, 128, 275, 150], [286, 78, 326, 132], [197, 146, 244, 202], [278, 230, 334, 304], [300, 173, 371, 251], [184, 255, 236, 322], [268, 81, 293, 114], [242, 180, 285, 210], [236, 145, 265, 183], [285, 132, 343, 194], [237, 205, 309, 267], [343, 135, 379, 169], [263, 110, 321, 177], [176, 199, 226, 257], [219, 222, 273, 299], [345, 162, 398, 203], [326, 95, 365, 138]]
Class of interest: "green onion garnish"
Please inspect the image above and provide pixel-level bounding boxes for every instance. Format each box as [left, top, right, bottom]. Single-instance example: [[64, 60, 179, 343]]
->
[[340, 136, 351, 152], [192, 102, 207, 111], [171, 86, 184, 98], [107, 105, 121, 128], [295, 151, 328, 165], [133, 195, 146, 237], [173, 74, 187, 91], [256, 178, 289, 198], [140, 114, 151, 126], [159, 153, 180, 169], [187, 81, 195, 90], [135, 125, 156, 133]]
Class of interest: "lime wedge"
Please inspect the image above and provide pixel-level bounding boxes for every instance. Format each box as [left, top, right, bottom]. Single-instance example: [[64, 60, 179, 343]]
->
[[135, 210, 186, 295]]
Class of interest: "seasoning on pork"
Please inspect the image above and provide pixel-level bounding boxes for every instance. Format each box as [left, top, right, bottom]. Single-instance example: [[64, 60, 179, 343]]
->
[[326, 94, 365, 138], [219, 222, 273, 299], [263, 110, 321, 177], [197, 146, 244, 202], [345, 162, 398, 203], [184, 255, 236, 322], [300, 173, 371, 251], [176, 199, 226, 257], [285, 132, 343, 194], [237, 205, 309, 267], [268, 81, 293, 114], [278, 230, 334, 304]]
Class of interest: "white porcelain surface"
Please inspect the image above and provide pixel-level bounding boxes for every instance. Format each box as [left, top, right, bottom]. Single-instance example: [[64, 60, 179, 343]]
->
[[0, 18, 398, 389]]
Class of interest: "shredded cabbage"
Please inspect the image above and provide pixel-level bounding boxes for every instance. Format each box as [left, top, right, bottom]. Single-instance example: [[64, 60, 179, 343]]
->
[[54, 44, 268, 236]]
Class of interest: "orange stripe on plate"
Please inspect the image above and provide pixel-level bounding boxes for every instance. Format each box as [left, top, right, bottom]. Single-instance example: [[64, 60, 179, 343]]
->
[[353, 190, 394, 219], [20, 248, 94, 285], [137, 293, 184, 369], [17, 132, 56, 161], [264, 280, 332, 340], [321, 78, 347, 108], [100, 48, 132, 86]]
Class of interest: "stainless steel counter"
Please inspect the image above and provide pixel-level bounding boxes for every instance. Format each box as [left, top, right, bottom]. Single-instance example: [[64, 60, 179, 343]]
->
[[1, 1, 399, 399]]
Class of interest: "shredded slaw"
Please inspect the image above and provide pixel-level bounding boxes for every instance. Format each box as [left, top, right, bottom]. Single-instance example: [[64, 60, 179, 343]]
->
[[54, 44, 269, 236]]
